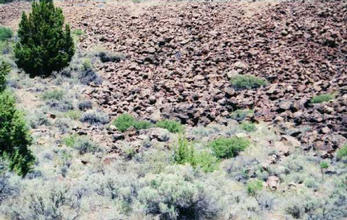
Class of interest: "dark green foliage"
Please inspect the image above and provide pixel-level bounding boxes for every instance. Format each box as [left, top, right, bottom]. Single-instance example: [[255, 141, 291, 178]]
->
[[320, 161, 329, 169], [156, 119, 183, 133], [0, 91, 34, 176], [0, 61, 10, 92], [113, 114, 135, 132], [209, 137, 250, 159], [15, 0, 74, 76], [311, 93, 334, 104], [230, 74, 267, 90], [133, 120, 152, 130], [336, 143, 347, 159], [0, 26, 13, 41], [113, 113, 152, 132], [72, 29, 84, 36]]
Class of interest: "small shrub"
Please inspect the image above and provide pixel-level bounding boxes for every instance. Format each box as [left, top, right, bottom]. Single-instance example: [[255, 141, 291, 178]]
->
[[48, 100, 74, 112], [78, 100, 92, 111], [0, 26, 12, 41], [63, 134, 99, 154], [64, 110, 81, 120], [41, 90, 64, 101], [113, 113, 135, 132], [156, 119, 183, 133], [173, 137, 194, 165], [230, 74, 267, 90], [320, 161, 328, 169], [134, 120, 152, 130], [54, 118, 70, 134], [286, 204, 302, 219], [304, 178, 318, 189], [98, 51, 125, 63], [191, 151, 219, 172], [62, 134, 78, 147], [29, 112, 50, 128], [209, 137, 250, 159], [15, 0, 74, 76], [78, 62, 102, 85], [113, 114, 153, 132], [336, 143, 347, 159], [0, 61, 10, 92], [80, 110, 110, 125], [247, 179, 263, 196], [174, 137, 218, 172], [240, 121, 256, 132], [0, 41, 11, 55], [311, 93, 334, 104], [73, 137, 99, 155], [230, 109, 254, 121], [138, 166, 221, 219], [0, 91, 34, 176], [72, 29, 84, 36]]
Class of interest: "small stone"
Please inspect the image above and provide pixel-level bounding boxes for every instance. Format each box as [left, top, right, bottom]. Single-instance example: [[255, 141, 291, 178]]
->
[[266, 176, 280, 190], [321, 127, 330, 134], [113, 133, 125, 142], [149, 96, 156, 104], [279, 101, 292, 110]]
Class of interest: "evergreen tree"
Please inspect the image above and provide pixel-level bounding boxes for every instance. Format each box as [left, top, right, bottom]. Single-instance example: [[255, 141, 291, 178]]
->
[[15, 0, 74, 76], [0, 91, 34, 176], [0, 61, 10, 92]]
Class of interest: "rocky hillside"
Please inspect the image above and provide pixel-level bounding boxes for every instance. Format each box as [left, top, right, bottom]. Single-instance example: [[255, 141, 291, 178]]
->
[[61, 0, 346, 154], [0, 0, 346, 219]]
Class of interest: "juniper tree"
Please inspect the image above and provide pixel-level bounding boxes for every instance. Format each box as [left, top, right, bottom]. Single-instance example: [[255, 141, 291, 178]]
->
[[0, 91, 34, 176], [15, 0, 74, 76]]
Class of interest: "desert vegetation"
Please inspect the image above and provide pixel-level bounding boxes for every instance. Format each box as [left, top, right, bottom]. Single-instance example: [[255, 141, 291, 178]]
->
[[0, 0, 346, 219]]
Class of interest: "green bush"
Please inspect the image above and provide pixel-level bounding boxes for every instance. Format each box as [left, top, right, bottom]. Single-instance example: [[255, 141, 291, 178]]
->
[[138, 166, 221, 219], [0, 26, 13, 41], [15, 0, 74, 76], [173, 137, 194, 165], [0, 61, 10, 92], [190, 151, 219, 172], [41, 89, 64, 101], [0, 91, 34, 176], [240, 121, 256, 132], [336, 143, 347, 159], [63, 134, 99, 154], [156, 119, 183, 133], [113, 113, 152, 132], [230, 74, 267, 90], [113, 114, 135, 132], [247, 179, 263, 196], [133, 120, 152, 130], [311, 93, 334, 104], [174, 137, 218, 172], [320, 161, 329, 169], [64, 110, 81, 120], [209, 137, 250, 159], [72, 29, 84, 36]]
